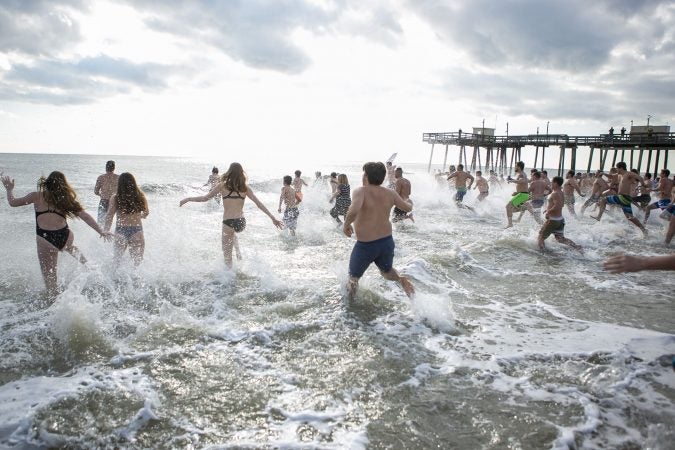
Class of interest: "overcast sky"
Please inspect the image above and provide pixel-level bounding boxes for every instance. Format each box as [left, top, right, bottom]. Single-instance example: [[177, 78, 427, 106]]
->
[[0, 0, 673, 165]]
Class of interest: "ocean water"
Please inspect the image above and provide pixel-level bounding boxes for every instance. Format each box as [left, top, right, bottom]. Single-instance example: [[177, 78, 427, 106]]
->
[[0, 153, 673, 449]]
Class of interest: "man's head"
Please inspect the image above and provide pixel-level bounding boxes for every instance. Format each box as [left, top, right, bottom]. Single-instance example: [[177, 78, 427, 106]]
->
[[294, 170, 301, 177], [283, 175, 292, 186], [542, 170, 548, 177], [515, 161, 524, 172], [476, 170, 482, 177], [567, 170, 574, 179], [552, 176, 564, 188], [395, 167, 403, 179], [661, 169, 670, 178], [330, 172, 337, 179], [362, 162, 387, 185], [532, 171, 541, 179], [457, 164, 464, 171], [644, 172, 652, 179], [616, 161, 627, 172], [106, 160, 115, 172], [212, 167, 219, 174], [596, 170, 603, 177]]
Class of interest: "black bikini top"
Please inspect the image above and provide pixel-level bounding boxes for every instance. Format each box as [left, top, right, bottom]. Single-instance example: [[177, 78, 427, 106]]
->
[[223, 190, 245, 200], [35, 209, 67, 219]]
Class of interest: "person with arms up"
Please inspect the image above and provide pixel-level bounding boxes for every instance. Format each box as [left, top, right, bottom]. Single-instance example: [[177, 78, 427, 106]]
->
[[2, 171, 113, 299], [343, 162, 415, 299], [180, 162, 283, 268]]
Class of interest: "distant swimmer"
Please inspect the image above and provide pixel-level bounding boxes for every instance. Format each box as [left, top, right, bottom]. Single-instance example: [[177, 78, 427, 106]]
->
[[386, 161, 397, 189], [180, 162, 283, 268], [563, 170, 584, 218], [279, 175, 299, 236], [104, 172, 149, 265], [538, 176, 582, 252], [643, 169, 673, 223], [293, 170, 308, 204], [2, 171, 113, 299], [505, 161, 541, 228], [205, 167, 221, 205], [94, 160, 119, 226], [473, 170, 489, 202], [447, 164, 475, 211], [330, 173, 351, 224], [392, 167, 414, 222], [580, 171, 609, 216], [343, 162, 414, 299], [591, 162, 648, 236]]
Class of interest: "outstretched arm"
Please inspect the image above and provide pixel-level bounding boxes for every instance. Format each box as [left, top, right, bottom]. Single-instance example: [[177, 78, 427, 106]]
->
[[1, 176, 37, 206], [246, 187, 283, 229], [180, 184, 221, 206], [77, 210, 114, 241], [104, 196, 117, 232]]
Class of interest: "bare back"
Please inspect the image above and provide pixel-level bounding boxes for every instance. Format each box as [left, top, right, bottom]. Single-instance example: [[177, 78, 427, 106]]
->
[[350, 185, 410, 242], [529, 179, 548, 199], [95, 173, 119, 200], [395, 177, 411, 200]]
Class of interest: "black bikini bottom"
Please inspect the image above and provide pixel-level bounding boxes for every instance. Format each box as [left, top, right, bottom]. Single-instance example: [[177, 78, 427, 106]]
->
[[36, 226, 69, 250], [223, 218, 246, 233]]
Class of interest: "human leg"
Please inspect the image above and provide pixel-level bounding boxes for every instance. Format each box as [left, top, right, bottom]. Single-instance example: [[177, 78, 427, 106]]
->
[[221, 224, 236, 268], [36, 237, 59, 298], [128, 232, 145, 266]]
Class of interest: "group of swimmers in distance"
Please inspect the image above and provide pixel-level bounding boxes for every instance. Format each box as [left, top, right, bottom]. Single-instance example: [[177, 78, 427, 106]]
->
[[1, 156, 674, 302]]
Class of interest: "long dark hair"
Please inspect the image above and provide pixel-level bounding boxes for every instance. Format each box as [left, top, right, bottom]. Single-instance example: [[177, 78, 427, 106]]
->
[[221, 162, 247, 193], [116, 172, 148, 215], [38, 171, 83, 217]]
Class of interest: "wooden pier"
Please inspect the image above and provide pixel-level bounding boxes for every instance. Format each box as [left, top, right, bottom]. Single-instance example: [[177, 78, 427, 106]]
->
[[423, 130, 675, 176]]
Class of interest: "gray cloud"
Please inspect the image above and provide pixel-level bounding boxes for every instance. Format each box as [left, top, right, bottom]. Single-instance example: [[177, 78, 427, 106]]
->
[[0, 0, 87, 56]]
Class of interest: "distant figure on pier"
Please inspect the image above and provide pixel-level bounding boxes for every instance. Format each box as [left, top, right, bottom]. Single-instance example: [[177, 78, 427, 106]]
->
[[447, 164, 474, 211], [474, 171, 489, 202], [580, 171, 609, 216], [591, 161, 648, 237], [563, 171, 584, 217], [620, 127, 626, 137], [609, 127, 614, 136], [538, 176, 582, 253], [505, 161, 541, 228], [643, 169, 673, 224], [393, 167, 414, 222]]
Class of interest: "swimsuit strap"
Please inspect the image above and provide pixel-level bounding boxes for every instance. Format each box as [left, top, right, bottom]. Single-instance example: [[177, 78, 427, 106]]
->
[[35, 209, 67, 219], [223, 190, 245, 200]]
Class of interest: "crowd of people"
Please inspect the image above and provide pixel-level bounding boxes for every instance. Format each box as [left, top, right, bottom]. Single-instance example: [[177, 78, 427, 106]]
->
[[1, 157, 674, 302]]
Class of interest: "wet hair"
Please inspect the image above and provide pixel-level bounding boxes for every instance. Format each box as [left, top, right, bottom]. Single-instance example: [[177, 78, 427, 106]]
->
[[616, 161, 627, 171], [362, 162, 386, 185], [457, 164, 464, 170], [212, 167, 219, 174], [116, 172, 148, 215], [662, 169, 670, 177], [283, 175, 292, 185], [552, 176, 564, 187], [567, 170, 575, 178], [221, 162, 247, 193], [516, 161, 524, 171], [38, 171, 83, 217], [338, 173, 348, 185], [330, 172, 337, 178], [532, 171, 541, 179], [395, 167, 403, 174], [295, 170, 301, 177], [476, 170, 482, 176], [106, 160, 115, 172]]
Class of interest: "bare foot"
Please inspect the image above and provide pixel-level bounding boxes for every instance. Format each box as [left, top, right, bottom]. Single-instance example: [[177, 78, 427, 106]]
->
[[347, 277, 358, 300], [400, 276, 415, 298], [505, 223, 513, 229]]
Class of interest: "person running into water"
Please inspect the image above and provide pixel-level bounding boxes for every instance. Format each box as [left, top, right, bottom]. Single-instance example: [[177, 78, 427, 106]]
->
[[591, 161, 648, 236], [94, 160, 119, 226], [474, 171, 489, 202], [2, 171, 113, 299], [580, 171, 609, 216], [393, 167, 414, 222], [447, 164, 474, 211], [343, 162, 414, 299], [506, 161, 541, 228], [329, 172, 339, 197], [515, 171, 548, 223], [563, 170, 584, 217], [205, 167, 221, 205], [643, 169, 673, 223], [330, 173, 351, 224], [538, 176, 583, 252], [104, 172, 149, 265], [293, 170, 308, 204], [386, 161, 397, 189], [488, 170, 502, 189], [279, 175, 300, 236], [180, 162, 283, 268]]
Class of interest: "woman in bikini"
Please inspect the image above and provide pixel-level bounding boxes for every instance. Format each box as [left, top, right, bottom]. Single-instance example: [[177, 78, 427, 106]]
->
[[1, 171, 113, 299], [104, 172, 149, 265], [180, 162, 283, 268]]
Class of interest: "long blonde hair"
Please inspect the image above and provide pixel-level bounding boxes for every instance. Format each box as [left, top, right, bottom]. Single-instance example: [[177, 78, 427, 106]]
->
[[221, 162, 247, 193], [337, 174, 349, 185], [37, 171, 83, 217]]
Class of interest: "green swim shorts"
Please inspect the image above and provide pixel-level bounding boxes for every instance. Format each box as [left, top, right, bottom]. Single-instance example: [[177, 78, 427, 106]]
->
[[510, 192, 530, 208]]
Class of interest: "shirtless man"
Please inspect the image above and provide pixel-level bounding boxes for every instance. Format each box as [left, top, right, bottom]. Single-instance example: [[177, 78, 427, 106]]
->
[[329, 172, 339, 196], [392, 167, 414, 222], [643, 169, 673, 223], [505, 161, 540, 228], [293, 170, 308, 204], [279, 175, 299, 236], [538, 176, 582, 252], [474, 170, 489, 201], [488, 170, 502, 190], [94, 160, 119, 226], [580, 171, 609, 215], [386, 161, 397, 189], [541, 170, 552, 192], [447, 164, 474, 211], [563, 170, 584, 217], [344, 162, 414, 299], [515, 171, 547, 223], [606, 167, 619, 195], [591, 161, 647, 236], [205, 167, 221, 204]]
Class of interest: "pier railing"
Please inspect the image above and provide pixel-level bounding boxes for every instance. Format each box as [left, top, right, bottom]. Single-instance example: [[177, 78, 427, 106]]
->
[[423, 132, 675, 148]]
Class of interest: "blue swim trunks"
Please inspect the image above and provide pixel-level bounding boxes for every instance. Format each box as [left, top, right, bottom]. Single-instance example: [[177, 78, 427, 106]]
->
[[349, 235, 395, 278], [606, 194, 633, 216], [455, 187, 467, 202], [531, 198, 545, 209], [651, 198, 672, 210]]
